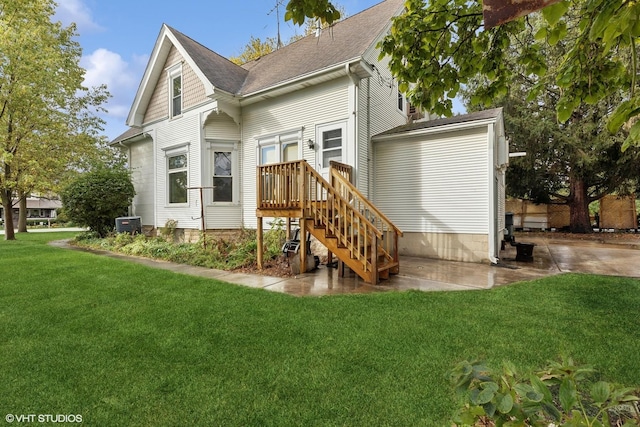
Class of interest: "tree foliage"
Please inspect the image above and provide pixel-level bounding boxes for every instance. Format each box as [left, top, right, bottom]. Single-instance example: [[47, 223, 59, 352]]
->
[[0, 0, 109, 240], [377, 0, 640, 150], [284, 0, 341, 26], [229, 36, 278, 65], [461, 14, 640, 233], [61, 166, 135, 238]]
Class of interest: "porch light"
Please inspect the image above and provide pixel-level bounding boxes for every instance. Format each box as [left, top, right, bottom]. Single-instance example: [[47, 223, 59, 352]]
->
[[307, 139, 315, 149]]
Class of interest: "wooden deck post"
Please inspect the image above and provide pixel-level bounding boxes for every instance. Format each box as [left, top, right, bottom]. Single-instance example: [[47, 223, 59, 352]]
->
[[371, 232, 378, 285], [257, 217, 264, 270], [299, 217, 307, 274]]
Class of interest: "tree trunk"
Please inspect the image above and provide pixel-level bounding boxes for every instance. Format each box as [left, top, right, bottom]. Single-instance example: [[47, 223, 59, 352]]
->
[[1, 189, 16, 240], [568, 176, 592, 233], [18, 193, 28, 232]]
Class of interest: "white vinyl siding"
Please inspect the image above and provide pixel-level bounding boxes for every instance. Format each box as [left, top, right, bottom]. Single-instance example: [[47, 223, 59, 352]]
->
[[374, 128, 489, 234], [204, 113, 240, 140], [129, 138, 155, 226], [359, 48, 412, 196]]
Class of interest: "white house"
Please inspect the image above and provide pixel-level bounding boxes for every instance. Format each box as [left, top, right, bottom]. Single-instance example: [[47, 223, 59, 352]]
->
[[112, 0, 508, 281]]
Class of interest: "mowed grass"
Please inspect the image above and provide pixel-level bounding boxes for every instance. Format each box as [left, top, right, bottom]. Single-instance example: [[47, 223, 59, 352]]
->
[[1, 232, 639, 426]]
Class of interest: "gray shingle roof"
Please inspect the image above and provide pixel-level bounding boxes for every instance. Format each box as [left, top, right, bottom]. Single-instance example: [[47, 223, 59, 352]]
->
[[167, 26, 248, 95], [375, 108, 504, 137], [168, 0, 404, 97], [237, 0, 405, 95], [111, 127, 143, 144]]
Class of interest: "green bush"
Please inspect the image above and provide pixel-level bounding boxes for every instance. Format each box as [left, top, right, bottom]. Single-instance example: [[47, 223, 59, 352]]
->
[[61, 166, 135, 237], [73, 226, 286, 272], [450, 356, 640, 426]]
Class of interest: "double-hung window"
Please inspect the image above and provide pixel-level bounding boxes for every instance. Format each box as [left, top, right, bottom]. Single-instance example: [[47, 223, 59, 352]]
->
[[209, 141, 238, 204], [169, 66, 182, 118], [257, 128, 302, 165], [167, 152, 188, 204]]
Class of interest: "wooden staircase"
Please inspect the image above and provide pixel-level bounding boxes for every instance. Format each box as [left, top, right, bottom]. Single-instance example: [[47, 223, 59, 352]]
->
[[256, 160, 403, 284]]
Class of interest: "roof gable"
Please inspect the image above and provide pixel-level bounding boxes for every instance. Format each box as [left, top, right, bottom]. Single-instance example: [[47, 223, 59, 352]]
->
[[127, 24, 246, 127]]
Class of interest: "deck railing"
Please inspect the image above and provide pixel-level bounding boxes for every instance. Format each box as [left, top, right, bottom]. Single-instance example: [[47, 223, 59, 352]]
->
[[257, 160, 383, 276]]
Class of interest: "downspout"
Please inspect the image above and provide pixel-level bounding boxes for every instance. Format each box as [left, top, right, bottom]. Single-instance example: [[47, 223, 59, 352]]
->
[[345, 63, 359, 186], [118, 141, 132, 216], [367, 77, 371, 197], [487, 122, 498, 264], [151, 129, 158, 233]]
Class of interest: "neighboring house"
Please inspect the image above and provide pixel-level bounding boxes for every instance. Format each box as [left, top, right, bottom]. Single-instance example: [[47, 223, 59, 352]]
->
[[0, 197, 61, 225], [112, 0, 508, 279]]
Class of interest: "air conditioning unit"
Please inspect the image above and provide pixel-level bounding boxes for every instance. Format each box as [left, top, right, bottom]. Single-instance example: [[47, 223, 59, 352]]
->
[[115, 216, 141, 234]]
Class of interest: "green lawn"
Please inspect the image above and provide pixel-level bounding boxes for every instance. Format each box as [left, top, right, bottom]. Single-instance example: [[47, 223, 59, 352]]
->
[[1, 232, 639, 426]]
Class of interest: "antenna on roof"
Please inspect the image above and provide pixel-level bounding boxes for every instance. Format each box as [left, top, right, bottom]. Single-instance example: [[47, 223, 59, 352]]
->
[[268, 0, 286, 50]]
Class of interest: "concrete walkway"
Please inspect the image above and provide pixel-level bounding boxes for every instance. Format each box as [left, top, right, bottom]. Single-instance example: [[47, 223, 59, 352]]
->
[[50, 234, 640, 296], [0, 227, 85, 235]]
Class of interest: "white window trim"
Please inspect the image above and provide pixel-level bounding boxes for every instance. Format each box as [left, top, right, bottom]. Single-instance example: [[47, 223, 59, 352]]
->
[[316, 120, 347, 170], [256, 127, 303, 165], [168, 64, 183, 119], [164, 144, 189, 207], [207, 141, 239, 206]]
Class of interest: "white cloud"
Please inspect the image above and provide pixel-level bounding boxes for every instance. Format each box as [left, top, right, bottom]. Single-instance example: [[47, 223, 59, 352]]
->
[[81, 49, 145, 124], [55, 0, 103, 33]]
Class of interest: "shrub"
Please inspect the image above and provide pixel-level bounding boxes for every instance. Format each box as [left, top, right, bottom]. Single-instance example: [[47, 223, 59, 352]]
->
[[450, 356, 640, 426], [61, 166, 135, 237]]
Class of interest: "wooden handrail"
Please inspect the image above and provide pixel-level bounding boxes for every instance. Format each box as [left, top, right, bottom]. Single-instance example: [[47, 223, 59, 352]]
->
[[330, 168, 403, 237], [329, 167, 403, 265]]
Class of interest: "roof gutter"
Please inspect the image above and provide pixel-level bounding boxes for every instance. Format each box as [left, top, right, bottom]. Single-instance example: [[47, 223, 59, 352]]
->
[[240, 58, 373, 103], [372, 117, 500, 142]]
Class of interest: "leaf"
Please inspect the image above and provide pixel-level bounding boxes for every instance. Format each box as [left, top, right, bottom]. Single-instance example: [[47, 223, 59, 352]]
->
[[607, 98, 640, 134], [590, 381, 610, 405], [621, 120, 640, 152], [482, 401, 497, 417], [530, 375, 552, 402], [496, 392, 514, 414], [559, 378, 578, 411], [542, 1, 569, 27], [534, 27, 547, 41], [477, 382, 499, 404]]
